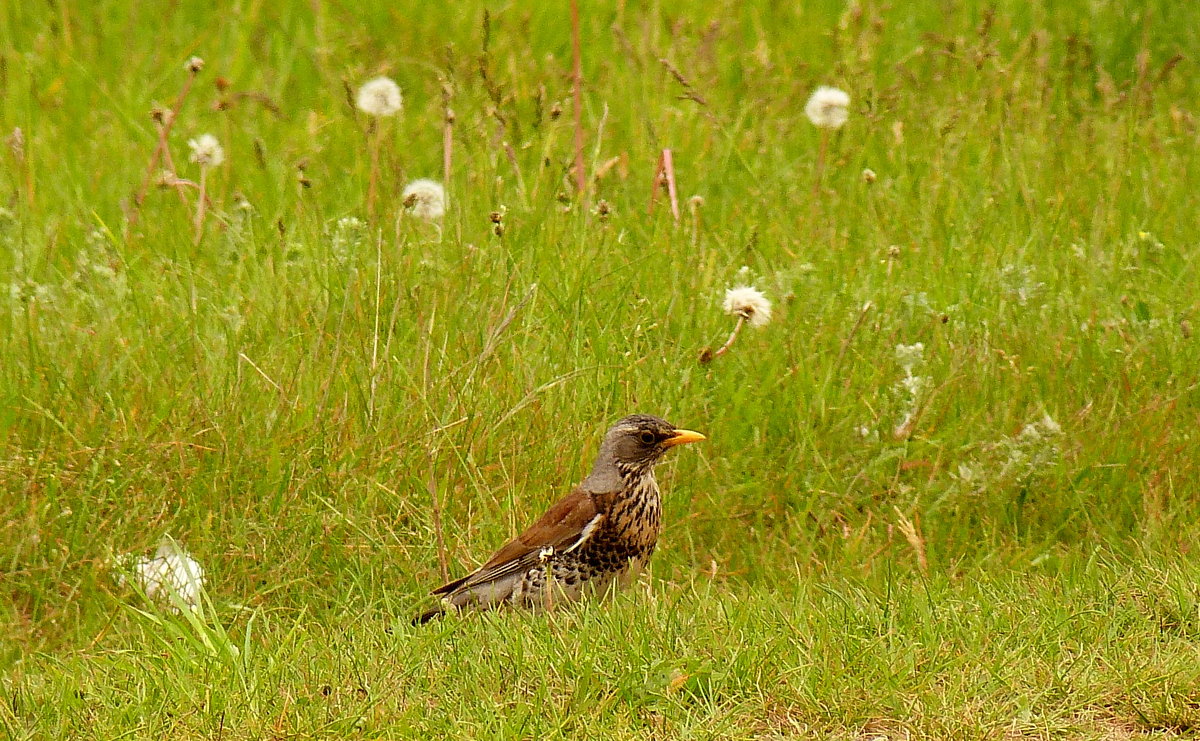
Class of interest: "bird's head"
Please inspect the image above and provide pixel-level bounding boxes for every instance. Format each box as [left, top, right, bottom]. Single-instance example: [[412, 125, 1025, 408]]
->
[[597, 414, 706, 477]]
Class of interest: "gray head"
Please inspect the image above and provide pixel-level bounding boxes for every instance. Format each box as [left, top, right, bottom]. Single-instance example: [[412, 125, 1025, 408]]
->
[[584, 414, 706, 488]]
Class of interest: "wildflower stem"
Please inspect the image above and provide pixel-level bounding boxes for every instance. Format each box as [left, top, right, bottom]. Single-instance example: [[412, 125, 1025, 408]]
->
[[647, 149, 679, 222], [368, 230, 382, 421], [712, 315, 747, 359], [158, 130, 190, 207], [813, 128, 829, 195], [193, 166, 208, 244], [132, 68, 199, 220], [367, 123, 383, 220], [663, 149, 680, 222], [570, 0, 585, 192]]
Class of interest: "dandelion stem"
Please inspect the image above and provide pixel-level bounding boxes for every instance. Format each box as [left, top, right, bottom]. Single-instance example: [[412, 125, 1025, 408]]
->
[[193, 166, 208, 244], [368, 230, 383, 421], [367, 123, 383, 221], [813, 128, 829, 195], [712, 315, 747, 359]]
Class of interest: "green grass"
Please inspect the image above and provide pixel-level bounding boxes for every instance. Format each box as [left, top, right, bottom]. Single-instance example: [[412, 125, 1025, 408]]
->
[[3, 0, 1200, 737]]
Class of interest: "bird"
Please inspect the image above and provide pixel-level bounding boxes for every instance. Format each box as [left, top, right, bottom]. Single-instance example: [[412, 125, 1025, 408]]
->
[[413, 414, 705, 624]]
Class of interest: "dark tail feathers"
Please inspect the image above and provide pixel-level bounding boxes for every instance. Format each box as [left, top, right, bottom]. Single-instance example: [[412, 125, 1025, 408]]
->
[[411, 606, 445, 626]]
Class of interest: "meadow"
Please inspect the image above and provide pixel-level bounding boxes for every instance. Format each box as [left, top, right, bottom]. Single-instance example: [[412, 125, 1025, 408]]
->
[[3, 0, 1200, 737]]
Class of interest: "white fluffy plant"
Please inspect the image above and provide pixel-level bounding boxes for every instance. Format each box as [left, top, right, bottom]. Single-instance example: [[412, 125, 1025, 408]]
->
[[187, 133, 225, 244], [702, 285, 773, 363], [401, 179, 447, 221], [893, 342, 930, 439], [114, 536, 241, 662], [115, 536, 206, 612], [356, 75, 403, 220], [805, 85, 850, 193]]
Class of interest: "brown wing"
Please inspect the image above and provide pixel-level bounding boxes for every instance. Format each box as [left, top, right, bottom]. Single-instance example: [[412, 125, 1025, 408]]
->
[[431, 488, 603, 596]]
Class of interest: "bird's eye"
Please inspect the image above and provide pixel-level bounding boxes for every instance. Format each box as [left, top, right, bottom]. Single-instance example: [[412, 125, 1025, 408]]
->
[[638, 431, 657, 445]]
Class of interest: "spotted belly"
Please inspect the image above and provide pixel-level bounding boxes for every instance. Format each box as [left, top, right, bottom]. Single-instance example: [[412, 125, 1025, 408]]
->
[[510, 544, 655, 608]]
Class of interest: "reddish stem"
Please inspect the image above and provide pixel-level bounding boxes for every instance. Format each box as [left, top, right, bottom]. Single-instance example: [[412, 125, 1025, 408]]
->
[[132, 70, 199, 218]]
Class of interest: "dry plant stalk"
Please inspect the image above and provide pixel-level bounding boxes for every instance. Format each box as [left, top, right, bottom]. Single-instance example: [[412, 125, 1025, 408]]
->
[[709, 315, 746, 360], [132, 62, 202, 221], [894, 508, 929, 575], [647, 149, 680, 222]]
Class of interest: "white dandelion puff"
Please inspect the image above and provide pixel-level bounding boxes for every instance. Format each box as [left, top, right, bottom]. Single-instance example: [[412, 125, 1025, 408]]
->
[[894, 342, 925, 375], [8, 279, 55, 306], [804, 86, 851, 129], [1039, 414, 1061, 436], [187, 133, 225, 168], [705, 285, 773, 362], [117, 539, 206, 611], [900, 374, 930, 398], [401, 179, 447, 221], [723, 286, 773, 328], [356, 76, 403, 117]]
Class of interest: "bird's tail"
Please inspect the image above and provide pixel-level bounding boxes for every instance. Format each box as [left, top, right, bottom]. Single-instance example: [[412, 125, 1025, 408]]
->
[[411, 606, 445, 626]]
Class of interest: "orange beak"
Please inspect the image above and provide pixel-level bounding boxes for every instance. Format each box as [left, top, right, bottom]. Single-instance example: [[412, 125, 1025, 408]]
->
[[662, 429, 706, 447]]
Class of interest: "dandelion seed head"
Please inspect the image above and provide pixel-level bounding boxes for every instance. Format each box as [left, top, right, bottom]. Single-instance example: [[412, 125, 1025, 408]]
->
[[184, 56, 205, 73], [723, 285, 773, 327], [1040, 414, 1061, 436], [356, 76, 403, 117], [900, 374, 930, 398], [117, 539, 206, 611], [894, 342, 925, 374], [8, 279, 54, 306], [862, 168, 877, 184], [805, 86, 851, 129], [401, 179, 446, 221], [187, 133, 225, 168], [956, 462, 982, 483]]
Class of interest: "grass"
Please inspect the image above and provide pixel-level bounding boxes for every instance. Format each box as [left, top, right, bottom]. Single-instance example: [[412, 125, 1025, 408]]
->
[[2, 0, 1199, 737]]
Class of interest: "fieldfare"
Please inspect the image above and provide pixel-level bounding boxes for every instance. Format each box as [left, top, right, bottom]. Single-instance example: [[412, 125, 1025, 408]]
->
[[413, 414, 705, 624]]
